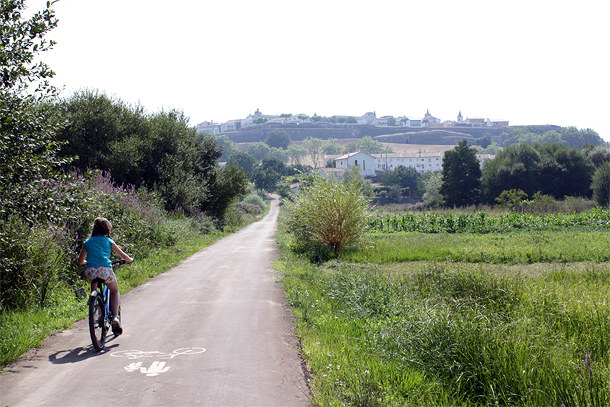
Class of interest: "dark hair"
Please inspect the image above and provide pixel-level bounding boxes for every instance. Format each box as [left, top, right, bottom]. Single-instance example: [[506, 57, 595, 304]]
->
[[91, 217, 112, 237]]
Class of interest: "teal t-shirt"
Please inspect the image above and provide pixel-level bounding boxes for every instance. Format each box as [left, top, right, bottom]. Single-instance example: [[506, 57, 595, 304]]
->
[[83, 235, 115, 268]]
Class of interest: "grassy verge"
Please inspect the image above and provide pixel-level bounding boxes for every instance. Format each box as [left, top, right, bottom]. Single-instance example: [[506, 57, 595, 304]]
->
[[276, 231, 610, 406], [0, 231, 226, 367]]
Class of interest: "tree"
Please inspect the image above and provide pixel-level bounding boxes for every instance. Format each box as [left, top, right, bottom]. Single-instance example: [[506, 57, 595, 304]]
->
[[475, 135, 492, 148], [251, 157, 286, 191], [283, 173, 371, 259], [357, 136, 390, 154], [381, 165, 420, 195], [227, 151, 256, 177], [591, 162, 610, 207], [268, 147, 289, 163], [322, 138, 343, 155], [287, 143, 307, 165], [247, 142, 270, 162], [342, 165, 373, 198], [482, 143, 596, 202], [440, 140, 482, 207], [585, 146, 610, 169], [303, 137, 324, 168], [203, 165, 248, 222], [481, 144, 542, 202], [421, 171, 443, 206], [265, 129, 291, 149], [0, 0, 80, 224], [537, 143, 594, 198], [213, 134, 237, 161]]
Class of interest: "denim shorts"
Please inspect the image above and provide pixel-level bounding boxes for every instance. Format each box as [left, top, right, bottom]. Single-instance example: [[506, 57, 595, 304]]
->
[[84, 266, 117, 284]]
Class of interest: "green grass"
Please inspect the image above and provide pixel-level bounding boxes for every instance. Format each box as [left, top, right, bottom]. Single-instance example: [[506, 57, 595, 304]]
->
[[277, 230, 610, 406], [0, 232, 225, 367], [345, 231, 610, 264]]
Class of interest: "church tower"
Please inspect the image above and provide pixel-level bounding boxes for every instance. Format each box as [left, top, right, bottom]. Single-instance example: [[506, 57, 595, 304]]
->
[[457, 111, 463, 123]]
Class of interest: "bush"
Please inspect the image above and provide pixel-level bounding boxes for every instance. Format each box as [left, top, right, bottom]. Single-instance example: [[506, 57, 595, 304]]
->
[[282, 174, 372, 259], [592, 162, 610, 207]]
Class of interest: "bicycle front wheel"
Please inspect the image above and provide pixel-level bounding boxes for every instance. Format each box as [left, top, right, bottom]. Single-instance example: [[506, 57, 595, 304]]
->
[[88, 293, 107, 352]]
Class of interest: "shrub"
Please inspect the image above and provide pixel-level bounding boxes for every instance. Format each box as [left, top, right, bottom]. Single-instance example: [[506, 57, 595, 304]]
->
[[592, 162, 610, 207], [282, 173, 372, 259]]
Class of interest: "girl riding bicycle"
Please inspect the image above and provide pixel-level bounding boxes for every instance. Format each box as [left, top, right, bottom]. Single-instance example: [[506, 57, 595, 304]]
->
[[78, 217, 133, 335]]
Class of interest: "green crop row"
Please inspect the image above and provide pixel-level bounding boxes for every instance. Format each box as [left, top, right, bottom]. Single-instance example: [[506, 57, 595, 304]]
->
[[370, 207, 610, 234]]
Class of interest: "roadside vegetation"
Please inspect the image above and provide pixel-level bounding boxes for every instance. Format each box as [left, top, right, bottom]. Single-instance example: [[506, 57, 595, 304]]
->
[[0, 1, 266, 367], [277, 205, 610, 406]]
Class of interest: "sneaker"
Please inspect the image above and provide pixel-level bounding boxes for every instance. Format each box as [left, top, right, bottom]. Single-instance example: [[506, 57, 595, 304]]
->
[[111, 316, 123, 336]]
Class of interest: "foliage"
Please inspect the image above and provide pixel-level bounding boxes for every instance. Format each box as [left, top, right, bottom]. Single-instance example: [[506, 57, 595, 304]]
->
[[303, 137, 324, 168], [482, 143, 596, 203], [278, 232, 610, 406], [592, 162, 610, 207], [0, 0, 83, 225], [282, 174, 372, 258], [247, 142, 271, 162], [381, 165, 420, 196], [370, 207, 610, 234], [251, 157, 287, 191], [226, 151, 256, 177], [421, 171, 443, 206], [503, 126, 605, 148], [356, 136, 392, 154], [495, 188, 528, 210], [268, 146, 289, 163], [585, 145, 610, 169], [211, 134, 237, 161], [341, 165, 373, 198], [202, 165, 248, 223], [440, 140, 482, 207], [265, 129, 291, 149], [322, 138, 343, 155], [287, 143, 307, 165], [55, 90, 236, 218]]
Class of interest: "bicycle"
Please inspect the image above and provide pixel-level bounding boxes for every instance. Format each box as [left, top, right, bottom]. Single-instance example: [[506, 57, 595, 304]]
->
[[88, 258, 125, 352]]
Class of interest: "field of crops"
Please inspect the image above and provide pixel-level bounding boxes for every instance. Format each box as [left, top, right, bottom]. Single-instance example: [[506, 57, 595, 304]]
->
[[278, 208, 610, 406], [370, 207, 610, 234]]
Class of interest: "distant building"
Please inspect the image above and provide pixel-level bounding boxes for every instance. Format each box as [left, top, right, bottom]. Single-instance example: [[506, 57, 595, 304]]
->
[[375, 152, 443, 173], [323, 151, 496, 178], [358, 112, 377, 124], [334, 152, 377, 177], [220, 119, 242, 133], [196, 121, 221, 134], [423, 109, 441, 126]]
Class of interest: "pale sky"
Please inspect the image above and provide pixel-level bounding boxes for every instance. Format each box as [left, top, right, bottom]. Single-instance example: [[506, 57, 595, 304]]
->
[[30, 0, 610, 142]]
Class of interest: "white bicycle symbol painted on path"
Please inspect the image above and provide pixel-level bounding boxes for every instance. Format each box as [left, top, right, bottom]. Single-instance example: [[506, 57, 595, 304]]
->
[[110, 347, 206, 377]]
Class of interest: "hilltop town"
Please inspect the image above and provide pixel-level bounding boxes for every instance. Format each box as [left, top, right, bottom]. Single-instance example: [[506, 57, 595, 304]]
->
[[196, 109, 510, 135]]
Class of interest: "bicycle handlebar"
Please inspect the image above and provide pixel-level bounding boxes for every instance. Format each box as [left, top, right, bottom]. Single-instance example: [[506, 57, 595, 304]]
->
[[112, 259, 126, 266]]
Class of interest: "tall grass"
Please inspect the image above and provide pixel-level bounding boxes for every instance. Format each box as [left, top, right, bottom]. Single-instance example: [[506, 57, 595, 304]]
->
[[277, 234, 610, 406]]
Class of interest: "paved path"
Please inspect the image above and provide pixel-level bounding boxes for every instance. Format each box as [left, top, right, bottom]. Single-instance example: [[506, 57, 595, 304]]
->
[[0, 196, 311, 406]]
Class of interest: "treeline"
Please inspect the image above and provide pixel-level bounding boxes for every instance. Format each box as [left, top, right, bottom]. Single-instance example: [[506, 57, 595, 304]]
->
[[438, 141, 610, 208], [53, 90, 247, 221], [503, 126, 605, 148]]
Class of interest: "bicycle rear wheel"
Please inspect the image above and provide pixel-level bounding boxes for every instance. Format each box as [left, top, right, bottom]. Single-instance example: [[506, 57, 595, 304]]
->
[[89, 293, 107, 352]]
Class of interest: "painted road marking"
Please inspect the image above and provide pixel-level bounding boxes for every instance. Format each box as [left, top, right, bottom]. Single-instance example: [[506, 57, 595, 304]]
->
[[111, 347, 206, 360], [112, 347, 206, 377]]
